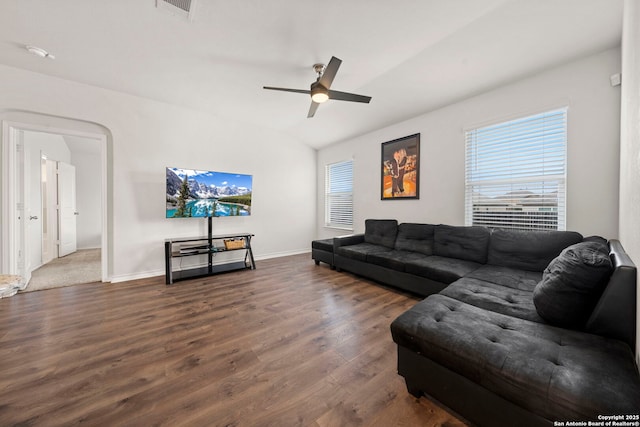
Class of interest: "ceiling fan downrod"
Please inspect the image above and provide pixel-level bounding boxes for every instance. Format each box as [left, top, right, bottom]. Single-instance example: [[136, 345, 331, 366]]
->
[[313, 63, 326, 79]]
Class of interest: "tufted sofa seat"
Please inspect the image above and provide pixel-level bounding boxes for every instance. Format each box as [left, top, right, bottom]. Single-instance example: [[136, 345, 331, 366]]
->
[[391, 294, 640, 422], [439, 276, 544, 323]]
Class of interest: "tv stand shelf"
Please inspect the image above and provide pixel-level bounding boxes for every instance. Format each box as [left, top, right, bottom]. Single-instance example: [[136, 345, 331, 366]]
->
[[164, 233, 255, 284]]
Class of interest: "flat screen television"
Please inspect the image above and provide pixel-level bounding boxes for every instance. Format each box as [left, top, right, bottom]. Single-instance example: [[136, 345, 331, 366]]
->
[[166, 167, 252, 218]]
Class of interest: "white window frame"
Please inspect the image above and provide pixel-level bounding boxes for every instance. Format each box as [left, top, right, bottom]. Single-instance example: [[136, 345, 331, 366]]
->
[[325, 159, 353, 230], [464, 107, 568, 231]]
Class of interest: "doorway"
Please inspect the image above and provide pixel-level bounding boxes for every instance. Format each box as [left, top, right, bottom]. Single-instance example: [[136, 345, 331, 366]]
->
[[1, 119, 109, 288]]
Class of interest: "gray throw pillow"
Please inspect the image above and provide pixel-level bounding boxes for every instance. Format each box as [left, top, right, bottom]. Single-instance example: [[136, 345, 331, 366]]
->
[[533, 241, 613, 328]]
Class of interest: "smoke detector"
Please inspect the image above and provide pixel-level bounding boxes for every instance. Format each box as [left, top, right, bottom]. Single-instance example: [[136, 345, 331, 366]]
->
[[25, 45, 55, 60], [156, 0, 197, 21]]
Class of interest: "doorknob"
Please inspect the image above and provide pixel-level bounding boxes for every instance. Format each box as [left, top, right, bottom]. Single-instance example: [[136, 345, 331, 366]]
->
[[29, 215, 38, 220], [74, 212, 79, 216]]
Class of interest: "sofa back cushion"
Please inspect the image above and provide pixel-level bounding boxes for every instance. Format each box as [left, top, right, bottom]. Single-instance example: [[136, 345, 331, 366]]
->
[[395, 223, 435, 255], [488, 228, 583, 272], [533, 241, 613, 328], [364, 219, 398, 248], [434, 225, 490, 264]]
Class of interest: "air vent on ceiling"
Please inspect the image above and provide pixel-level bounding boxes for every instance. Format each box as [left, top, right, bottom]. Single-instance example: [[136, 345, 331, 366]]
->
[[156, 0, 197, 21]]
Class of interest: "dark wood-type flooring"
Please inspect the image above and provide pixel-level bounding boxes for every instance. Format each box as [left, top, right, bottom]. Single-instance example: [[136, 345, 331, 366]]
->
[[0, 254, 467, 426]]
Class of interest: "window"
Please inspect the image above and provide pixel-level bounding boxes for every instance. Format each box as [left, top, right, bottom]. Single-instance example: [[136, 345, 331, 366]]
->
[[465, 108, 567, 231], [325, 160, 353, 230]]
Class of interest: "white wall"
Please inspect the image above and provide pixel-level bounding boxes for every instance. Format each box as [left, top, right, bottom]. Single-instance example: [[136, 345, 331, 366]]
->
[[0, 64, 316, 282], [619, 0, 640, 364], [69, 141, 102, 249], [317, 48, 622, 240], [24, 131, 71, 163]]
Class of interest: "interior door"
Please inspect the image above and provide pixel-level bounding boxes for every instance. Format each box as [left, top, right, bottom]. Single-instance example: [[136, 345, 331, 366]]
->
[[15, 137, 26, 277], [57, 161, 77, 257], [41, 158, 58, 264], [26, 148, 43, 272]]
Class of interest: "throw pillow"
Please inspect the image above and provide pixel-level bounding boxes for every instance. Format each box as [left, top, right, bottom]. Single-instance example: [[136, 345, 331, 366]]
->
[[533, 241, 612, 328], [582, 235, 608, 245]]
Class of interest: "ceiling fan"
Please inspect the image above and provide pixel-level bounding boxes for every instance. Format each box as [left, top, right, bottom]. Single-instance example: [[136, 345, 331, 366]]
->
[[263, 56, 372, 118]]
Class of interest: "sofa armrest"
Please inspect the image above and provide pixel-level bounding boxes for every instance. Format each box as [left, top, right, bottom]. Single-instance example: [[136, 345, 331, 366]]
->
[[333, 233, 365, 250], [586, 239, 637, 351]]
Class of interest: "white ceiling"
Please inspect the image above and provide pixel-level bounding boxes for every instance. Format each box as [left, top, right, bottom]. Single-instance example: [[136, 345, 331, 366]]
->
[[0, 0, 624, 149]]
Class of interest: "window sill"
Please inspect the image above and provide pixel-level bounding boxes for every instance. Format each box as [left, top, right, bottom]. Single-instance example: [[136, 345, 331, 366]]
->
[[325, 225, 353, 231]]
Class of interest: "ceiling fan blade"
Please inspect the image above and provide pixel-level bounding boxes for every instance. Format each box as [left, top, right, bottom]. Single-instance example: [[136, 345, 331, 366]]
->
[[328, 89, 372, 103], [319, 56, 341, 89], [263, 86, 310, 95], [307, 101, 320, 118]]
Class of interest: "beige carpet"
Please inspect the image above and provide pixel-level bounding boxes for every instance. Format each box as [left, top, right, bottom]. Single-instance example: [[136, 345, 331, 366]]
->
[[23, 249, 101, 292]]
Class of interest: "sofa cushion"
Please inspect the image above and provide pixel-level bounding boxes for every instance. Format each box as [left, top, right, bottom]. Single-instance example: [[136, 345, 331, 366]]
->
[[367, 250, 427, 272], [394, 223, 435, 255], [390, 294, 640, 421], [533, 241, 613, 328], [488, 228, 583, 272], [404, 256, 481, 284], [440, 277, 543, 323], [364, 219, 398, 248], [465, 265, 542, 291], [335, 243, 392, 262], [434, 225, 490, 264]]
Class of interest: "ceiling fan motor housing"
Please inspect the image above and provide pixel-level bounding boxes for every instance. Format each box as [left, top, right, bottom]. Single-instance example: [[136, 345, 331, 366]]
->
[[310, 81, 329, 103]]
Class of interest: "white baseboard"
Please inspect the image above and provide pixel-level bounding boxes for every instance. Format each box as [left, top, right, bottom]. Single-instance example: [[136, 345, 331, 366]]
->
[[110, 269, 164, 283], [255, 249, 310, 260]]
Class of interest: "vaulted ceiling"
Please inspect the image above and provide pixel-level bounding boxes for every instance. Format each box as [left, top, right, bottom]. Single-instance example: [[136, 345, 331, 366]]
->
[[0, 0, 624, 148]]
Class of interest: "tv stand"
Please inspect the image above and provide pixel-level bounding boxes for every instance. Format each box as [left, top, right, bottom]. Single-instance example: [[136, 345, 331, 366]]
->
[[164, 232, 255, 284]]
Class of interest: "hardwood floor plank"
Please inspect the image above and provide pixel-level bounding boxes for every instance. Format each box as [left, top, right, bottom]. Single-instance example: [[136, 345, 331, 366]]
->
[[0, 254, 467, 426]]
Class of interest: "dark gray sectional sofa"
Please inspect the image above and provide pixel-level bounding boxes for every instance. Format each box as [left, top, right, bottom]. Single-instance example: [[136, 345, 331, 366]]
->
[[328, 219, 639, 426]]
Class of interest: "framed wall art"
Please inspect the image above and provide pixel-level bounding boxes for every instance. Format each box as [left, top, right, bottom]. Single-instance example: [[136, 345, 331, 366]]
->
[[381, 133, 420, 200]]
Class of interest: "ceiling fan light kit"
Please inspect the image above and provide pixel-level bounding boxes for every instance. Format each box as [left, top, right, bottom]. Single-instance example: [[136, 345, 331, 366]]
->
[[310, 83, 329, 103], [264, 56, 371, 118]]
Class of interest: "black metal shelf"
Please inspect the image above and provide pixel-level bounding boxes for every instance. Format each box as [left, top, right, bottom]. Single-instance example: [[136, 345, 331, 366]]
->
[[164, 232, 255, 285]]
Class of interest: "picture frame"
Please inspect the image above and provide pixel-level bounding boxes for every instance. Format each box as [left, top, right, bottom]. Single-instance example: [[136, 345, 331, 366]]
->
[[381, 133, 420, 200]]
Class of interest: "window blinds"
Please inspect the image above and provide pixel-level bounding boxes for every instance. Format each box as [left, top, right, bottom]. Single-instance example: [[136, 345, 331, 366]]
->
[[325, 160, 353, 229], [465, 108, 567, 231]]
